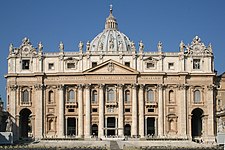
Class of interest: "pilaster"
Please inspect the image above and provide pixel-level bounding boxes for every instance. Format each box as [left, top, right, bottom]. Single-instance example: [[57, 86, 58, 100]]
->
[[78, 84, 84, 138], [85, 84, 91, 138], [138, 84, 144, 138], [98, 84, 104, 138], [118, 84, 124, 137], [57, 84, 65, 138], [131, 84, 138, 137]]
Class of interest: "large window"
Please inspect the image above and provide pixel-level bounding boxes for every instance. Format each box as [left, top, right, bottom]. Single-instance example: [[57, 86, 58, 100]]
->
[[194, 90, 201, 103], [92, 90, 98, 103], [48, 91, 54, 104], [125, 90, 130, 103], [147, 90, 154, 103], [107, 89, 114, 102], [22, 60, 30, 70], [68, 90, 75, 103], [169, 90, 174, 103], [22, 90, 29, 104]]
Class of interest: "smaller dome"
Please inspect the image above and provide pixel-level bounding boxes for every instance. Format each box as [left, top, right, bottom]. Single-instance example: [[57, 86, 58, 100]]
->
[[89, 5, 132, 53]]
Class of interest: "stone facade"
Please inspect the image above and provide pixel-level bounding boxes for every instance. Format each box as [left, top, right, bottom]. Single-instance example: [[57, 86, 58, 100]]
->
[[5, 7, 216, 142]]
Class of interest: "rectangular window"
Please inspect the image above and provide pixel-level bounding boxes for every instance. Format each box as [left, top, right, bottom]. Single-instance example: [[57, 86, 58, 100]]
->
[[125, 62, 130, 67], [146, 62, 155, 69], [148, 108, 154, 112], [67, 63, 75, 69], [125, 108, 130, 112], [168, 62, 174, 70], [193, 59, 200, 69], [92, 108, 98, 112], [48, 63, 54, 70], [68, 109, 75, 112], [92, 62, 97, 68], [22, 60, 30, 70]]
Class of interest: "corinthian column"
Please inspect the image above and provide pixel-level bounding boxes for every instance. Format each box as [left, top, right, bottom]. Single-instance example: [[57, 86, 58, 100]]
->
[[118, 84, 124, 137], [138, 84, 144, 138], [85, 84, 91, 138], [98, 84, 104, 138], [158, 84, 164, 137], [207, 85, 215, 142], [57, 84, 65, 138], [131, 84, 138, 137], [34, 84, 44, 139], [78, 84, 84, 137]]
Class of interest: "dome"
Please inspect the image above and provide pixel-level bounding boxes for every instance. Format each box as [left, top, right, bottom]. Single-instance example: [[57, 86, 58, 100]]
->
[[89, 6, 132, 53]]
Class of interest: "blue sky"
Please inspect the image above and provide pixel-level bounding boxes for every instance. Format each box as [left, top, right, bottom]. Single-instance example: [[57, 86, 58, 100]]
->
[[0, 0, 225, 106]]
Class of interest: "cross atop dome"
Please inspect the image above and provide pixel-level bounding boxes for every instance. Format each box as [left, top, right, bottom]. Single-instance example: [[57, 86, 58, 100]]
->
[[105, 4, 118, 30]]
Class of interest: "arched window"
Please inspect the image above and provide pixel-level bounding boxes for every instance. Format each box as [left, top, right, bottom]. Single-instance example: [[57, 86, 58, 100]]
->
[[194, 90, 201, 103], [68, 90, 75, 103], [125, 90, 130, 103], [48, 91, 54, 103], [107, 89, 114, 102], [48, 119, 54, 131], [147, 90, 154, 103], [169, 90, 174, 103], [92, 90, 98, 103], [22, 90, 29, 104]]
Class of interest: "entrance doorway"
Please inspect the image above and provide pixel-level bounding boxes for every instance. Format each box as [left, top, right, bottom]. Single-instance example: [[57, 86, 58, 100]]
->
[[191, 108, 203, 138], [19, 108, 32, 138], [67, 118, 76, 136], [124, 124, 131, 136], [107, 117, 115, 136], [91, 124, 98, 136], [147, 117, 155, 135]]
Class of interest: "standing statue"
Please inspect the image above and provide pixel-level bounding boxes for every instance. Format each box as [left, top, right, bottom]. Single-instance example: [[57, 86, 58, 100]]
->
[[38, 42, 43, 52], [118, 41, 123, 51], [22, 37, 30, 45], [157, 41, 163, 52], [131, 41, 135, 51], [79, 41, 84, 52], [9, 43, 14, 54], [179, 40, 185, 52], [139, 40, 144, 52], [86, 41, 90, 51], [59, 41, 64, 52], [218, 118, 224, 133], [5, 116, 12, 132]]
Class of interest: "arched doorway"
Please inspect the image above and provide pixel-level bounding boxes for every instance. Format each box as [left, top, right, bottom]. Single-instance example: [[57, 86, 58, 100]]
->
[[91, 124, 98, 136], [19, 108, 32, 138], [191, 108, 203, 138], [124, 124, 131, 136]]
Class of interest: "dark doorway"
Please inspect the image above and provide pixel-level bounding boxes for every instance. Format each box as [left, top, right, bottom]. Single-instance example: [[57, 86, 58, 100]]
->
[[147, 117, 155, 135], [67, 118, 76, 136], [107, 117, 115, 136], [91, 124, 98, 136], [124, 124, 131, 136], [19, 108, 32, 138], [191, 108, 203, 138]]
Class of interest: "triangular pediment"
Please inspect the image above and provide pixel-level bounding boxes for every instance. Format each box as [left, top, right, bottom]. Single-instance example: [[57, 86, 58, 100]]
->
[[83, 59, 139, 75]]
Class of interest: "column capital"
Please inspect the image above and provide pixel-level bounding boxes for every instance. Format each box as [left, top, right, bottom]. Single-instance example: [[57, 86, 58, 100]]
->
[[178, 84, 188, 90], [117, 84, 124, 89], [207, 84, 214, 91], [78, 84, 83, 90], [139, 84, 145, 89], [157, 84, 165, 90], [34, 84, 45, 90], [9, 85, 18, 91], [85, 84, 91, 89], [57, 84, 64, 90], [131, 83, 138, 89], [98, 84, 105, 89]]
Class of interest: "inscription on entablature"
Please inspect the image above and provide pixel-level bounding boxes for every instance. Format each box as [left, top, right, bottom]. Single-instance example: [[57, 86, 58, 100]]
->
[[165, 77, 179, 81], [87, 76, 135, 80], [140, 76, 161, 80]]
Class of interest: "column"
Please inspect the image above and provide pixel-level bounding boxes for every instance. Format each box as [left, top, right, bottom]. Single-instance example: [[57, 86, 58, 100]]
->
[[131, 84, 138, 137], [78, 84, 84, 137], [178, 84, 187, 138], [207, 85, 215, 142], [138, 84, 144, 138], [98, 84, 104, 137], [85, 84, 91, 138], [35, 84, 44, 139], [158, 84, 164, 137], [58, 84, 65, 138], [118, 84, 124, 137], [9, 85, 18, 141]]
